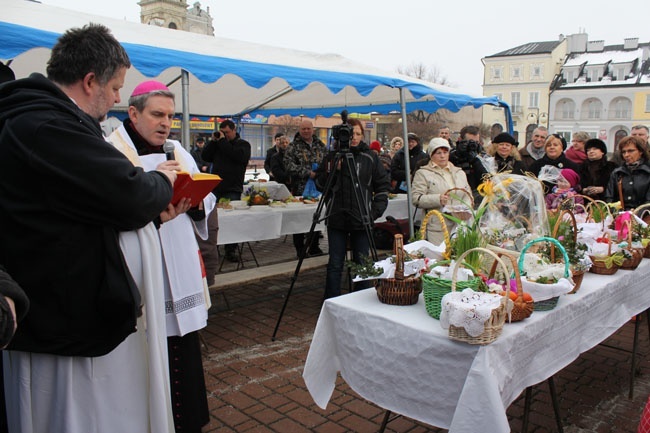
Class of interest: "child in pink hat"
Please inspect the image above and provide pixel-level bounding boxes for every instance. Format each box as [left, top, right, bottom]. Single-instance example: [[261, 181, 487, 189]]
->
[[545, 168, 584, 211]]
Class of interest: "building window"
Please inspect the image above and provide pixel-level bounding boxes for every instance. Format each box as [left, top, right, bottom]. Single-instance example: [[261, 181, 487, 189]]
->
[[586, 99, 602, 119], [531, 64, 543, 79], [528, 92, 539, 109], [511, 65, 522, 80], [645, 95, 650, 112], [610, 98, 631, 119], [511, 92, 521, 113], [491, 66, 502, 81], [557, 99, 575, 120]]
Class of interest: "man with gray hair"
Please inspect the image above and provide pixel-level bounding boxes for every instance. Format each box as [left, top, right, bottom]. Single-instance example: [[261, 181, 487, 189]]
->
[[0, 24, 178, 432], [519, 126, 548, 170], [108, 80, 212, 433]]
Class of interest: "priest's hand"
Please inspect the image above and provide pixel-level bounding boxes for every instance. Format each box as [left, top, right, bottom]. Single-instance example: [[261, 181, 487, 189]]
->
[[160, 198, 192, 223]]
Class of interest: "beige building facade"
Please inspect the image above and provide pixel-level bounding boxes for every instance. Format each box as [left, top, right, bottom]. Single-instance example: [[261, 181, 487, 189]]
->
[[482, 38, 567, 145]]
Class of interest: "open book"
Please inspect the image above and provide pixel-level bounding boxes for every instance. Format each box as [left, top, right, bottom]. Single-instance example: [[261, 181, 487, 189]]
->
[[171, 172, 221, 207]]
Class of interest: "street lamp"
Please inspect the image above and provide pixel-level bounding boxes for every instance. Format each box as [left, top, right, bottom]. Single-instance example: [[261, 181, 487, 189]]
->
[[527, 107, 548, 127]]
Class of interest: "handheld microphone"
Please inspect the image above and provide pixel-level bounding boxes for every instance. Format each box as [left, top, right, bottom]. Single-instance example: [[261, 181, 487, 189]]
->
[[163, 141, 175, 161]]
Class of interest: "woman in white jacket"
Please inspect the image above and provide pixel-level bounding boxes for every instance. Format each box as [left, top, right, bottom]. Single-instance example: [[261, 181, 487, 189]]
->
[[412, 138, 471, 245]]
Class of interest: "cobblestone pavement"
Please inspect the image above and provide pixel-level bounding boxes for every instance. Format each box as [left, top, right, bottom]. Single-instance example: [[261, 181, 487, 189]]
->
[[201, 238, 650, 432]]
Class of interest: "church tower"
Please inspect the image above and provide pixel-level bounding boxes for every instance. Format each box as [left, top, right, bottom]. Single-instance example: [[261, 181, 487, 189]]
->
[[139, 0, 188, 31], [139, 0, 214, 35]]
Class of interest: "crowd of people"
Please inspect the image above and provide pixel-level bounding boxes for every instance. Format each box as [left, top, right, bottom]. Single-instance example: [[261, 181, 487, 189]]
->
[[2, 20, 650, 433]]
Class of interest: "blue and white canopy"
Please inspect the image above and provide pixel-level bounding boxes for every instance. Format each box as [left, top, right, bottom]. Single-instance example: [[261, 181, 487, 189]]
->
[[1, 0, 511, 123]]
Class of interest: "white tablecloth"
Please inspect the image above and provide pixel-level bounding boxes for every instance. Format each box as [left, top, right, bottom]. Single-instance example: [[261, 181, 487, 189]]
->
[[217, 195, 410, 245], [303, 259, 650, 433]]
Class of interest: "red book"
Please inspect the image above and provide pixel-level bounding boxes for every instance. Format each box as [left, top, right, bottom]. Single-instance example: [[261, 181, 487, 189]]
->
[[171, 172, 221, 207]]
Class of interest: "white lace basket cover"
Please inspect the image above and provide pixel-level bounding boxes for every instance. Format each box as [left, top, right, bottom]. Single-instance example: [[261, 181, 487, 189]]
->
[[440, 289, 504, 337]]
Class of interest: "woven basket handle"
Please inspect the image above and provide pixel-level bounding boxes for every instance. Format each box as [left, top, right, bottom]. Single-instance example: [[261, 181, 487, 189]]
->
[[634, 203, 650, 223], [550, 209, 577, 263], [488, 252, 524, 299], [394, 234, 405, 280], [420, 209, 451, 259], [518, 237, 570, 278], [444, 187, 474, 208], [451, 247, 508, 292]]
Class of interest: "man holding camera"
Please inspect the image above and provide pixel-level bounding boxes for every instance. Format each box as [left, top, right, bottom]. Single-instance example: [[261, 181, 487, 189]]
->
[[449, 125, 488, 206], [202, 120, 251, 262]]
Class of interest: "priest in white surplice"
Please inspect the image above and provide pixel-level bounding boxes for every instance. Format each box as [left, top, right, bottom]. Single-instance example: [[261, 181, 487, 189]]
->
[[108, 80, 214, 433]]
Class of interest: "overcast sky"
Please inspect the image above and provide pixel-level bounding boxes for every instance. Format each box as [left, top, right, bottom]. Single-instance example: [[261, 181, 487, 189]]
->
[[41, 0, 650, 95]]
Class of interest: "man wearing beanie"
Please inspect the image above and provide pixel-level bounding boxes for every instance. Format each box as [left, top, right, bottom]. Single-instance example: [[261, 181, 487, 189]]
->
[[579, 138, 617, 200], [109, 80, 213, 433], [1, 24, 177, 432]]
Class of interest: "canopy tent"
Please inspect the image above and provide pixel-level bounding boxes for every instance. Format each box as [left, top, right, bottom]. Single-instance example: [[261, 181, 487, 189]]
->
[[0, 0, 512, 234], [1, 0, 511, 120]]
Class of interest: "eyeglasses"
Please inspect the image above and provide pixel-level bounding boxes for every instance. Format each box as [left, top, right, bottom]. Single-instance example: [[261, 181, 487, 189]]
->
[[621, 149, 638, 154]]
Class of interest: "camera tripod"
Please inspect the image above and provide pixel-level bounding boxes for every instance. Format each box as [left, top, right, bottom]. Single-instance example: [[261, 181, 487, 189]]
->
[[271, 149, 378, 340]]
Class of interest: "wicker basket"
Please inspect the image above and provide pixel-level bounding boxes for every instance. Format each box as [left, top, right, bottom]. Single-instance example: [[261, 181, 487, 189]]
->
[[633, 204, 650, 258], [420, 209, 451, 260], [375, 234, 422, 305], [488, 252, 533, 322], [589, 232, 620, 275], [518, 237, 571, 311], [444, 187, 474, 221], [422, 261, 482, 320], [620, 220, 644, 271], [445, 248, 509, 345], [550, 209, 585, 294]]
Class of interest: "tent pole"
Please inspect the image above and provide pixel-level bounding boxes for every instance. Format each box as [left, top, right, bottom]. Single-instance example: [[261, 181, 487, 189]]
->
[[399, 88, 415, 240], [181, 69, 190, 151]]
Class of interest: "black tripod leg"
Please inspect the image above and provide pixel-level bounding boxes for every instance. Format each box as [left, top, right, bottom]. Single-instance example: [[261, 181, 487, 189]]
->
[[272, 153, 341, 341]]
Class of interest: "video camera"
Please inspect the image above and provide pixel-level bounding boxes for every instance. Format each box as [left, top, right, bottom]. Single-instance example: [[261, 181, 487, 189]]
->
[[332, 110, 352, 152], [454, 139, 481, 162]]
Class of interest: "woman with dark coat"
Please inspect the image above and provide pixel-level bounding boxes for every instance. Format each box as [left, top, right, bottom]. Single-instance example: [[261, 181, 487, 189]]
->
[[486, 132, 526, 175], [390, 132, 428, 193], [579, 138, 617, 201], [529, 134, 581, 192], [316, 119, 390, 299], [605, 136, 650, 210]]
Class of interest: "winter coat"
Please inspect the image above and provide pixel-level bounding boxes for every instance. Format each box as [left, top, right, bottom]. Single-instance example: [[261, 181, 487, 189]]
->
[[494, 154, 526, 175], [529, 153, 580, 193], [0, 73, 172, 356], [264, 146, 278, 180], [270, 148, 291, 187], [605, 161, 650, 210], [579, 157, 618, 201], [315, 142, 390, 231], [284, 133, 327, 196], [411, 162, 470, 245], [202, 133, 251, 196], [390, 144, 428, 192]]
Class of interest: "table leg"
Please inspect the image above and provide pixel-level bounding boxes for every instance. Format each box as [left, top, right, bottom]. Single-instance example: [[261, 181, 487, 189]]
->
[[548, 376, 564, 433]]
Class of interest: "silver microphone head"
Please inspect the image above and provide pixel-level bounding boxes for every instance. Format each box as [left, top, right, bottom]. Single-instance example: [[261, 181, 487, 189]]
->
[[163, 141, 175, 160]]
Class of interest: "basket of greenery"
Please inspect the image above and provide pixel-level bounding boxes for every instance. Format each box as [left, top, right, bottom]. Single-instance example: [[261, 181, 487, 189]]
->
[[422, 260, 486, 320], [547, 209, 590, 293]]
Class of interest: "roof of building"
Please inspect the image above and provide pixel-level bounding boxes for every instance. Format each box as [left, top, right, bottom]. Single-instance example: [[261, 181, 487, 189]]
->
[[485, 40, 563, 58]]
